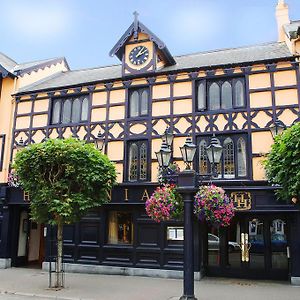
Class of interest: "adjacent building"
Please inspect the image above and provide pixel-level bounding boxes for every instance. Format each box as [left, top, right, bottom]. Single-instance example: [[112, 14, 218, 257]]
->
[[0, 0, 300, 284]]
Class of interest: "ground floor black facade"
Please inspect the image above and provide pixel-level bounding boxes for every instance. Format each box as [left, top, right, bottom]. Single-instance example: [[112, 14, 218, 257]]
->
[[1, 183, 300, 284]]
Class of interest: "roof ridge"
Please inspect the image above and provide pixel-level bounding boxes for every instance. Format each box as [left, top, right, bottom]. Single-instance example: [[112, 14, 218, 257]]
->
[[16, 56, 64, 66], [67, 63, 121, 73], [174, 41, 284, 59], [0, 52, 17, 64]]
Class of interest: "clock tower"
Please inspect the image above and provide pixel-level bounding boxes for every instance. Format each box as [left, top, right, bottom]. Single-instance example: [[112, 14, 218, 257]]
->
[[109, 12, 176, 76]]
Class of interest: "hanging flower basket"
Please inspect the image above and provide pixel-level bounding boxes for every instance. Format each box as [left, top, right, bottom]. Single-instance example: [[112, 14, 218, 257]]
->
[[194, 184, 235, 227], [145, 184, 183, 223], [7, 170, 21, 188]]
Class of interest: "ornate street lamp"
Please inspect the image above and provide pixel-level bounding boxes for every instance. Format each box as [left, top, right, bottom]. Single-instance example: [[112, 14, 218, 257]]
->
[[162, 126, 174, 148], [206, 135, 223, 177], [180, 136, 197, 170], [269, 119, 286, 139], [155, 139, 172, 169], [94, 131, 105, 152], [15, 137, 25, 152]]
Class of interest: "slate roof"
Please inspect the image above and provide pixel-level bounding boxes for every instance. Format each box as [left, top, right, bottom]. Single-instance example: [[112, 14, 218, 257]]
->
[[0, 52, 17, 72], [16, 41, 294, 95], [0, 53, 68, 78], [284, 20, 300, 39]]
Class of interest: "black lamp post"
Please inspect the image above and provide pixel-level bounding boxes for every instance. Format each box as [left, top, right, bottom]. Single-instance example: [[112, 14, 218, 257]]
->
[[269, 118, 286, 139], [15, 137, 25, 152], [180, 136, 197, 170], [206, 134, 223, 177], [156, 133, 223, 300], [162, 127, 174, 148], [94, 131, 105, 152], [155, 140, 172, 169]]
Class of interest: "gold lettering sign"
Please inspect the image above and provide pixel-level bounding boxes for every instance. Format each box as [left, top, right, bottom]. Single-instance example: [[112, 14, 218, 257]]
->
[[23, 191, 30, 202], [231, 192, 251, 210], [140, 189, 150, 202]]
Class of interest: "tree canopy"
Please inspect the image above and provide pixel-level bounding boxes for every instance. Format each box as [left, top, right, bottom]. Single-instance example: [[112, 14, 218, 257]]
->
[[264, 122, 300, 203], [13, 138, 116, 224]]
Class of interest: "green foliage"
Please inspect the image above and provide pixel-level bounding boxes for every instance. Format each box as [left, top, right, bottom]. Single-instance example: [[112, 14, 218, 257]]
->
[[264, 122, 300, 202], [13, 138, 116, 225]]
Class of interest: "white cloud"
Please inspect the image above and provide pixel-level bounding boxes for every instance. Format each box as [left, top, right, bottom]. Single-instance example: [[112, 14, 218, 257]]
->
[[1, 1, 72, 39]]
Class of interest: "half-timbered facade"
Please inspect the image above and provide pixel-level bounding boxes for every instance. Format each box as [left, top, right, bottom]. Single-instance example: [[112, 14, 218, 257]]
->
[[1, 0, 300, 284]]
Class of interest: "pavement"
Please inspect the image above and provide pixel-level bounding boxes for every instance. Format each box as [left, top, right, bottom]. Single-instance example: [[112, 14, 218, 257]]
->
[[0, 268, 299, 300]]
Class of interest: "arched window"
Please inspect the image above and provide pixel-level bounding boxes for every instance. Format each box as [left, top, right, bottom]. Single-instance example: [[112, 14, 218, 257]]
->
[[140, 90, 148, 116], [208, 82, 220, 110], [237, 137, 247, 177], [128, 143, 138, 181], [197, 81, 206, 111], [234, 80, 245, 107], [223, 137, 235, 178], [81, 97, 89, 121], [129, 91, 139, 117], [62, 99, 72, 124], [221, 81, 232, 109], [52, 100, 61, 124], [199, 140, 208, 175], [71, 98, 81, 123], [139, 142, 147, 180]]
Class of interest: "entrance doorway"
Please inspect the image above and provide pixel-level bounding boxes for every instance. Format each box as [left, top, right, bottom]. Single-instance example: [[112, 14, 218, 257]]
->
[[13, 207, 44, 267], [205, 214, 290, 280]]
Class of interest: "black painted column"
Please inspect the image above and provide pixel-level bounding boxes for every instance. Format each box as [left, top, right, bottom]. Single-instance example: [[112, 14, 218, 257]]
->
[[291, 212, 300, 285], [178, 170, 197, 300]]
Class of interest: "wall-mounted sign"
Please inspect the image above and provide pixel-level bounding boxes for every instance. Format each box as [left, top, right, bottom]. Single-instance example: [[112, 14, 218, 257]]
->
[[231, 192, 252, 210]]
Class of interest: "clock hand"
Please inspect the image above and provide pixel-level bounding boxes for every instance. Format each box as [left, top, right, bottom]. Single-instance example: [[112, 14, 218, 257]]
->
[[136, 47, 147, 57]]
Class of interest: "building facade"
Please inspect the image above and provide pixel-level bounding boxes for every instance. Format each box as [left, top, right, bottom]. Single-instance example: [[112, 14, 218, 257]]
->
[[1, 0, 300, 284]]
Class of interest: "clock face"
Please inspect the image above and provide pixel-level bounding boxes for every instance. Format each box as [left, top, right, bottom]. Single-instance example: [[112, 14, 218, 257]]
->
[[129, 46, 149, 66]]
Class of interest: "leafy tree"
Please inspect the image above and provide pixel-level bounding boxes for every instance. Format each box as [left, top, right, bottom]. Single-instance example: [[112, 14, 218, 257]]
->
[[264, 122, 300, 203], [13, 138, 116, 287]]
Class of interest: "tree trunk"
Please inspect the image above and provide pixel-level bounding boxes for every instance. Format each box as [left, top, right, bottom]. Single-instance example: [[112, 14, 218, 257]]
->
[[55, 220, 64, 288]]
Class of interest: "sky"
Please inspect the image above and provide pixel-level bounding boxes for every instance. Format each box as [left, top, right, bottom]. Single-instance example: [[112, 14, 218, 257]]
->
[[0, 0, 300, 70]]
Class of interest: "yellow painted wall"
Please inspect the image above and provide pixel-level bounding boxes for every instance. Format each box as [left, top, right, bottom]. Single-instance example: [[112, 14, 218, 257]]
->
[[17, 61, 68, 89], [0, 78, 15, 183], [250, 91, 272, 108], [248, 73, 270, 89], [275, 89, 298, 106], [274, 70, 297, 87], [252, 157, 266, 181]]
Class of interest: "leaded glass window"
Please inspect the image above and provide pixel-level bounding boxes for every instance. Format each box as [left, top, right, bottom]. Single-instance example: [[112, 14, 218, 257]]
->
[[197, 81, 206, 111], [81, 97, 89, 121], [72, 98, 81, 123], [140, 142, 147, 180], [199, 140, 208, 175], [237, 137, 247, 177], [51, 96, 90, 125], [128, 140, 149, 182], [52, 100, 61, 124], [128, 143, 138, 181], [197, 135, 248, 179], [62, 99, 72, 124], [221, 81, 233, 109], [129, 88, 149, 117], [197, 78, 245, 112], [223, 137, 235, 178], [234, 80, 245, 108], [129, 91, 139, 117], [209, 82, 220, 110]]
